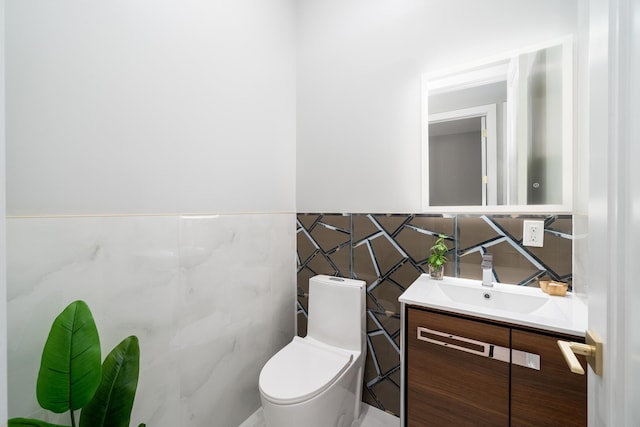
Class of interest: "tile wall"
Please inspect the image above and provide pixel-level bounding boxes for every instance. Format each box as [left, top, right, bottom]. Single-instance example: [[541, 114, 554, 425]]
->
[[296, 213, 572, 416], [7, 213, 295, 427]]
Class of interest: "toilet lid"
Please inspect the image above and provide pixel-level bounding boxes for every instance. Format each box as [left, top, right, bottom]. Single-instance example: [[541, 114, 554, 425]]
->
[[259, 337, 353, 405]]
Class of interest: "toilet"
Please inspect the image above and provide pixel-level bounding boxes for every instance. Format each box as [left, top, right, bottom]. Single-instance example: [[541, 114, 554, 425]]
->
[[259, 275, 367, 427]]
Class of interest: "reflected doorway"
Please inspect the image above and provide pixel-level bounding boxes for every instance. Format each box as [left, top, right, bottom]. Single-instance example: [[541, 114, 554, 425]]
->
[[428, 104, 497, 206]]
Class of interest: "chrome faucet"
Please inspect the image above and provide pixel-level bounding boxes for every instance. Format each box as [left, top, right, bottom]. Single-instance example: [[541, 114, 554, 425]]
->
[[481, 254, 494, 287]]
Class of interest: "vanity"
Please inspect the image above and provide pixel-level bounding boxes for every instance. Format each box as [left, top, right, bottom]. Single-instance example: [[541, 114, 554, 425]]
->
[[399, 275, 588, 426]]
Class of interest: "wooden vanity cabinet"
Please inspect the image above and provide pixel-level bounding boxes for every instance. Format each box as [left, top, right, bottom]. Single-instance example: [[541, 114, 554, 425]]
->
[[407, 307, 510, 426], [511, 329, 587, 426], [405, 307, 587, 427]]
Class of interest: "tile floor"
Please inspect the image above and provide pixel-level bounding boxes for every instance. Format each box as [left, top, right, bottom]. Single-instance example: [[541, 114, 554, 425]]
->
[[239, 403, 399, 427]]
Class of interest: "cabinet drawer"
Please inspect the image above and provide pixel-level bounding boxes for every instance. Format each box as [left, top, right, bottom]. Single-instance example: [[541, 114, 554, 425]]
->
[[406, 307, 510, 426]]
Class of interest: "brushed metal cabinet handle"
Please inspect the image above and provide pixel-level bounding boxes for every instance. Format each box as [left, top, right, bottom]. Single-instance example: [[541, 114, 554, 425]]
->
[[416, 326, 540, 370]]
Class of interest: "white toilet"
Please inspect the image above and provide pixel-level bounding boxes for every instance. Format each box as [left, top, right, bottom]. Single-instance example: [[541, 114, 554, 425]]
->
[[259, 275, 367, 427]]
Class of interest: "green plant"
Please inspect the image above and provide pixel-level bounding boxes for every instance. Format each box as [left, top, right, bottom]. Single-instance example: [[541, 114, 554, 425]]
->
[[8, 300, 145, 427], [427, 234, 449, 269]]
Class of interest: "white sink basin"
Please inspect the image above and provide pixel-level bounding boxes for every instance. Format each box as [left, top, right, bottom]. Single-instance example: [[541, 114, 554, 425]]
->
[[439, 281, 548, 314], [399, 275, 588, 336]]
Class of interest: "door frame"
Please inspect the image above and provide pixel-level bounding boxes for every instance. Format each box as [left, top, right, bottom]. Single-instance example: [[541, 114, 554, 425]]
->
[[427, 104, 498, 207], [585, 0, 640, 425]]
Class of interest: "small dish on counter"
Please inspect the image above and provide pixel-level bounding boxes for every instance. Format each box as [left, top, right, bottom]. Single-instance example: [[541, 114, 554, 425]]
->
[[539, 280, 568, 296]]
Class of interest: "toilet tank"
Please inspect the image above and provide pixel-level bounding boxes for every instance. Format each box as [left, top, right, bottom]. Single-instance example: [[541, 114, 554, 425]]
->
[[307, 275, 366, 352]]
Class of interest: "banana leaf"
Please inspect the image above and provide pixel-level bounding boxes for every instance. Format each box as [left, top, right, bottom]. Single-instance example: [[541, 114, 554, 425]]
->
[[36, 300, 102, 413], [8, 418, 69, 427], [80, 336, 140, 427]]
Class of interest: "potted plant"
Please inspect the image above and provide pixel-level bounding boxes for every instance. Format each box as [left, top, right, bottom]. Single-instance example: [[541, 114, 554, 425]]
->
[[427, 234, 449, 280], [8, 300, 145, 427]]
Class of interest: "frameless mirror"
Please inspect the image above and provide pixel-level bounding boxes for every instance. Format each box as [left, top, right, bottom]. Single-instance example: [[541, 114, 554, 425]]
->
[[421, 38, 573, 212]]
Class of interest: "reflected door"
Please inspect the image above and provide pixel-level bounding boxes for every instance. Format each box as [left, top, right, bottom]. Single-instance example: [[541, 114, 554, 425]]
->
[[428, 103, 497, 207], [429, 117, 485, 206]]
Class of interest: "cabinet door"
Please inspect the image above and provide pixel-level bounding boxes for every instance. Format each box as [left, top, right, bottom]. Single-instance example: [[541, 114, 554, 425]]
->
[[511, 329, 587, 426], [407, 308, 510, 426]]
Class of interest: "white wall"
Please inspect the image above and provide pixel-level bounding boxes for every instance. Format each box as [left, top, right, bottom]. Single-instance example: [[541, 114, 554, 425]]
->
[[297, 0, 579, 213], [1, 0, 8, 425], [5, 1, 296, 426], [7, 0, 295, 215], [628, 1, 640, 422], [572, 0, 591, 298]]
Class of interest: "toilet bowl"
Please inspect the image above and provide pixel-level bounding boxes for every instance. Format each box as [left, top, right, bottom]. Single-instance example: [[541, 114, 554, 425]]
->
[[259, 275, 366, 427]]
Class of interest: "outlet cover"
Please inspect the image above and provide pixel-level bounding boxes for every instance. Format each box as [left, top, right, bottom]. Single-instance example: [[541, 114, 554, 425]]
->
[[523, 220, 544, 247]]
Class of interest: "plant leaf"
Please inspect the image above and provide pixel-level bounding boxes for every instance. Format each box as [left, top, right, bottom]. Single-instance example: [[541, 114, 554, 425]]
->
[[36, 300, 102, 413], [80, 336, 140, 427], [8, 418, 70, 427]]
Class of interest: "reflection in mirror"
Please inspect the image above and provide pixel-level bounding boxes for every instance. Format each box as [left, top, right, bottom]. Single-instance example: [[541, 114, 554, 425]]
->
[[422, 38, 572, 211]]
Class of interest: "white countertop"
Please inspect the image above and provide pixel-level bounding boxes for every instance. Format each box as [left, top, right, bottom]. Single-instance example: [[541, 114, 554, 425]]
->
[[399, 274, 588, 337]]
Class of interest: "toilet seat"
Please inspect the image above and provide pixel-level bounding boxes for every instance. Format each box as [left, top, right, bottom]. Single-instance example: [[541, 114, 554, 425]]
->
[[259, 337, 354, 405]]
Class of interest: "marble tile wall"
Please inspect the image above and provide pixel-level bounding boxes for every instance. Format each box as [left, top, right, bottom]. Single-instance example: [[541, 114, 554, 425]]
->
[[296, 213, 572, 416], [7, 213, 295, 427]]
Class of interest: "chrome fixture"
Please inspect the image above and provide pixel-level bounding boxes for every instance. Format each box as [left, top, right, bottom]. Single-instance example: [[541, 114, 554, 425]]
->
[[481, 254, 493, 287]]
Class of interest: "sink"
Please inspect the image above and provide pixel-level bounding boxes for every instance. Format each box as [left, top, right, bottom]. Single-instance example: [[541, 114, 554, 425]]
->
[[398, 275, 586, 336], [439, 281, 548, 314]]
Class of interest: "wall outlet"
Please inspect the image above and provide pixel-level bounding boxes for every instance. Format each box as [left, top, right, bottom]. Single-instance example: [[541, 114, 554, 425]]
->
[[523, 220, 544, 247]]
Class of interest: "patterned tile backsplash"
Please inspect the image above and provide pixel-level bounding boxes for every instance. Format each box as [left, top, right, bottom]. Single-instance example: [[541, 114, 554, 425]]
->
[[296, 213, 572, 416]]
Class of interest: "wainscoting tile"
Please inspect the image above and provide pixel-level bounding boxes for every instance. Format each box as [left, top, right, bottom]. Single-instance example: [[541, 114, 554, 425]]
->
[[7, 216, 180, 426], [7, 213, 295, 427]]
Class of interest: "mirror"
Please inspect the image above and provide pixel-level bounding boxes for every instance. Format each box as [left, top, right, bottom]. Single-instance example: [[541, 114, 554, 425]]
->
[[421, 38, 573, 212]]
